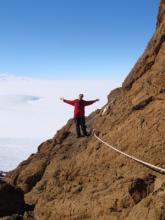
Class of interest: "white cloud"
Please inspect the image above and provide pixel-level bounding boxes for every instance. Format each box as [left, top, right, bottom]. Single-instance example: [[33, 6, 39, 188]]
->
[[0, 137, 41, 171], [0, 74, 121, 171], [0, 94, 41, 110]]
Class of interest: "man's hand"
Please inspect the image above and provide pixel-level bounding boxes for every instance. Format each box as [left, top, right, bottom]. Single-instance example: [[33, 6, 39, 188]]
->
[[60, 97, 64, 101], [95, 99, 100, 102]]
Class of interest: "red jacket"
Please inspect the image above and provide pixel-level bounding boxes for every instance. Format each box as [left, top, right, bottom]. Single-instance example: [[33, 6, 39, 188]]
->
[[63, 99, 96, 118]]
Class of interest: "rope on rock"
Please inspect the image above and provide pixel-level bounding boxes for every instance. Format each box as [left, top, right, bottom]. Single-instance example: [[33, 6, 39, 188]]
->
[[94, 132, 165, 174]]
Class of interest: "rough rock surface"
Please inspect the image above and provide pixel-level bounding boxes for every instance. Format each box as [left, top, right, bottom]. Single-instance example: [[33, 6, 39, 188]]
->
[[3, 1, 165, 219], [0, 179, 25, 218]]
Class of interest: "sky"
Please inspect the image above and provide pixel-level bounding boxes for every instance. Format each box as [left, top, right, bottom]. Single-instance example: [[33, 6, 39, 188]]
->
[[0, 0, 158, 81], [0, 0, 159, 171]]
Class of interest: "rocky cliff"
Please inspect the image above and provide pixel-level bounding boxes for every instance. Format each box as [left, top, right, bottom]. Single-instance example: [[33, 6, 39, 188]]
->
[[1, 1, 165, 219]]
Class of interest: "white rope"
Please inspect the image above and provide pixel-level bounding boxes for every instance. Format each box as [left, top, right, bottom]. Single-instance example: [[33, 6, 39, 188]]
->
[[94, 132, 165, 174]]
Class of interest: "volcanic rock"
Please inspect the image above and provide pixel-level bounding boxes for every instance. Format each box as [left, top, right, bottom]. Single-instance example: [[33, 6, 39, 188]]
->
[[0, 180, 25, 218]]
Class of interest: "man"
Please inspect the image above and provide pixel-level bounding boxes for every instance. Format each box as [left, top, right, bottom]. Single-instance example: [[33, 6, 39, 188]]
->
[[60, 94, 99, 138]]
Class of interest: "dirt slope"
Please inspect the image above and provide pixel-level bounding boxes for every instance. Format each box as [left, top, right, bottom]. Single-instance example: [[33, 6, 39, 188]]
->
[[2, 1, 165, 219]]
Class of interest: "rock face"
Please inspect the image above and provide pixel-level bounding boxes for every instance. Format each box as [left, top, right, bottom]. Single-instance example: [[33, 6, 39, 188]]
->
[[0, 179, 25, 218], [157, 0, 165, 28], [123, 0, 165, 89], [3, 1, 165, 219]]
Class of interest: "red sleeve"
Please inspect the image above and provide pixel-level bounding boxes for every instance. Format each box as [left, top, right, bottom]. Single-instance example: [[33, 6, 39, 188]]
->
[[84, 100, 96, 106], [63, 99, 75, 106]]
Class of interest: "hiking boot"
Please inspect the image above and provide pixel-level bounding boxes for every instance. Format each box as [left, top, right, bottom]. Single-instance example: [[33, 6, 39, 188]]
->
[[83, 132, 90, 137]]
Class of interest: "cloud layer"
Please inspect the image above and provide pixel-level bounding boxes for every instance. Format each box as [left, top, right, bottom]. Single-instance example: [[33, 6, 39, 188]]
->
[[0, 74, 120, 139], [0, 94, 41, 110]]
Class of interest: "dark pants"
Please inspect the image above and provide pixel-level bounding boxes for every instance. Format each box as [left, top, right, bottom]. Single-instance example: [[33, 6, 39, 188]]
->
[[74, 117, 87, 137]]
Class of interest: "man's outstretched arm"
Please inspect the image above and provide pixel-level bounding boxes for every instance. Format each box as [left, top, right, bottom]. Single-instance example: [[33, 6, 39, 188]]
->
[[60, 97, 75, 106], [84, 99, 99, 106]]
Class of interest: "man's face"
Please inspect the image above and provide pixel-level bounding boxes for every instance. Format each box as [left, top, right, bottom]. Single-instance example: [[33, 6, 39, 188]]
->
[[79, 94, 83, 100]]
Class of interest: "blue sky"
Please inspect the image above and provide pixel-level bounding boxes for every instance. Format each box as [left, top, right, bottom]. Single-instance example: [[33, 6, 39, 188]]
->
[[0, 0, 158, 81]]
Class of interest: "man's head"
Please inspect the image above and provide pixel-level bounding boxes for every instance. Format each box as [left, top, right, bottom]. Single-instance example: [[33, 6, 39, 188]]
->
[[78, 94, 84, 100]]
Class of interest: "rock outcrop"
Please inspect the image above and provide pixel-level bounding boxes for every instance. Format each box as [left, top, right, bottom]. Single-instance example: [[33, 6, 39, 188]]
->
[[0, 179, 25, 218], [2, 1, 165, 219], [123, 0, 165, 89]]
